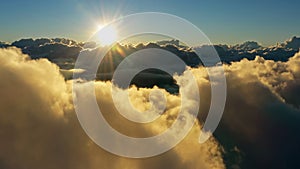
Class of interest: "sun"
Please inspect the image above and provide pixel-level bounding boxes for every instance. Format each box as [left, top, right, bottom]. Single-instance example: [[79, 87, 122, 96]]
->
[[97, 24, 117, 46]]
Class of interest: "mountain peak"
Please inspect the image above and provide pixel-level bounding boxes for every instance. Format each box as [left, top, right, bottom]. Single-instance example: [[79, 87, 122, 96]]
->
[[281, 36, 300, 50], [233, 41, 262, 51]]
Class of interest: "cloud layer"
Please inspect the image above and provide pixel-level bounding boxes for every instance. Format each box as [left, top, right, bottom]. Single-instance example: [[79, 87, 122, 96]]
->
[[1, 45, 300, 169], [0, 47, 225, 169], [191, 53, 300, 168]]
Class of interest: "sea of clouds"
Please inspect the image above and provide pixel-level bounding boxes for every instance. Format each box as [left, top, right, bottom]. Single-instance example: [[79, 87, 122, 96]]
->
[[0, 47, 224, 169], [0, 38, 300, 168]]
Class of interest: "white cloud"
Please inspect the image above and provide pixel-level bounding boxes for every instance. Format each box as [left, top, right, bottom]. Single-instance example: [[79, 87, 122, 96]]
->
[[1, 46, 300, 169], [0, 47, 225, 169]]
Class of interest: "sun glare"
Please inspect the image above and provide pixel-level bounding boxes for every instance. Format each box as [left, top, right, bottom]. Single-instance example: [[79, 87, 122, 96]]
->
[[97, 24, 117, 46]]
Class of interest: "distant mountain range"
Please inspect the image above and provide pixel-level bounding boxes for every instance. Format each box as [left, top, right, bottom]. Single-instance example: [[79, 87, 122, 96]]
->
[[195, 36, 300, 63], [1, 36, 300, 94], [1, 36, 300, 66]]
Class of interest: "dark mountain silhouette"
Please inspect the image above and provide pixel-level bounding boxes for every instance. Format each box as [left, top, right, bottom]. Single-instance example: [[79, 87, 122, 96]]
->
[[1, 37, 300, 93]]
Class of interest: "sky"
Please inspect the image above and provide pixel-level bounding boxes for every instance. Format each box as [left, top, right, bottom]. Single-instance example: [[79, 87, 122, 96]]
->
[[0, 0, 300, 46]]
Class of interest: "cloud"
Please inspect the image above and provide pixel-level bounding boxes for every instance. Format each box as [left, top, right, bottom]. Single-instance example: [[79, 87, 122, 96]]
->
[[0, 47, 76, 169], [190, 52, 300, 168], [1, 44, 300, 169], [0, 47, 225, 169]]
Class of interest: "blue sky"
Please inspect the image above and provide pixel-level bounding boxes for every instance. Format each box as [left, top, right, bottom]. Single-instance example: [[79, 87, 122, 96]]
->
[[0, 0, 299, 46]]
